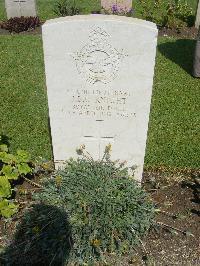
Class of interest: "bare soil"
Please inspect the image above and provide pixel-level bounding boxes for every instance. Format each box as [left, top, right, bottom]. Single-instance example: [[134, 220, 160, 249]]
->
[[0, 25, 42, 35], [158, 26, 198, 39], [141, 169, 200, 266]]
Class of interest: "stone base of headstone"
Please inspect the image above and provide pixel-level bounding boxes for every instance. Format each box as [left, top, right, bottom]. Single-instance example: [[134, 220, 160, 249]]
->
[[193, 27, 200, 77]]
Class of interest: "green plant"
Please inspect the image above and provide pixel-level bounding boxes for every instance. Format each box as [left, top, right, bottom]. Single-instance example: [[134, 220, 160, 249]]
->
[[137, 0, 166, 26], [0, 16, 40, 33], [53, 0, 80, 16], [136, 0, 193, 28], [34, 145, 155, 264], [0, 136, 32, 218], [165, 0, 193, 28]]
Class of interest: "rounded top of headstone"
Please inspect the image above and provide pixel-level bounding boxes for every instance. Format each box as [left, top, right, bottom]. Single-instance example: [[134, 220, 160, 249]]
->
[[43, 15, 157, 32]]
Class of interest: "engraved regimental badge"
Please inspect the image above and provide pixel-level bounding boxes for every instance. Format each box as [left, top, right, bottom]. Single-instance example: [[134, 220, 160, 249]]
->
[[73, 27, 126, 84]]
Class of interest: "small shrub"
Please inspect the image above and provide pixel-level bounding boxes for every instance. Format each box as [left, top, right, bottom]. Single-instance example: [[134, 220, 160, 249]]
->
[[35, 146, 155, 264], [0, 136, 32, 218], [0, 16, 40, 33], [53, 0, 80, 17], [135, 0, 193, 28], [165, 0, 193, 28]]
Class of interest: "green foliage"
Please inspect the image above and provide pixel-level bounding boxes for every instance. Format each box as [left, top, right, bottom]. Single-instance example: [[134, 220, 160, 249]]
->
[[35, 147, 155, 264], [0, 0, 197, 21], [53, 0, 80, 16], [0, 136, 32, 218], [0, 176, 11, 198], [136, 0, 193, 28], [0, 199, 18, 218]]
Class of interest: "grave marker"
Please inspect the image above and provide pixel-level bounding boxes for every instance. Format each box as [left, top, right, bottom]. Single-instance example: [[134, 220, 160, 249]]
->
[[5, 0, 37, 19], [42, 15, 158, 181]]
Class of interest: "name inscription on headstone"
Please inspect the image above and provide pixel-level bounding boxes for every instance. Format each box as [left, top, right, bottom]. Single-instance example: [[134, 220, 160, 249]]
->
[[65, 88, 135, 118]]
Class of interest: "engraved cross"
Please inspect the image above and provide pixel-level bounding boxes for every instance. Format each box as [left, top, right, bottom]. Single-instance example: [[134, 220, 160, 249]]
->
[[82, 119, 115, 159]]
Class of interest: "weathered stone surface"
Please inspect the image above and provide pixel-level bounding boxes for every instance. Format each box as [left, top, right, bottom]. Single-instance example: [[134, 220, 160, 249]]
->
[[42, 15, 158, 181], [5, 0, 37, 19]]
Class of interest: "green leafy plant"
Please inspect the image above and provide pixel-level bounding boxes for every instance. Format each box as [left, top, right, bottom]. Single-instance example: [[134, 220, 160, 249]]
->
[[165, 0, 193, 28], [34, 145, 155, 264], [53, 0, 80, 17], [0, 136, 32, 218], [136, 0, 193, 28], [0, 199, 18, 218], [0, 16, 40, 33]]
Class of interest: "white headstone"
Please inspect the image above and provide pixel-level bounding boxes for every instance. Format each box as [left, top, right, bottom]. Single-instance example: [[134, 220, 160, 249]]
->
[[5, 0, 37, 19], [42, 15, 158, 181]]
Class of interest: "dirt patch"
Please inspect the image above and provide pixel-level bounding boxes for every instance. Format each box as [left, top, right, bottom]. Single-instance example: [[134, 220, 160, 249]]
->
[[0, 25, 42, 35], [141, 169, 200, 266], [0, 169, 199, 265], [158, 26, 198, 39]]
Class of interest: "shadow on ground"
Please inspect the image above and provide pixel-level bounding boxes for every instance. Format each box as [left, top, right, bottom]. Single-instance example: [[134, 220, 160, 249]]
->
[[158, 39, 196, 75], [0, 204, 72, 266], [0, 134, 10, 148], [182, 173, 200, 217]]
